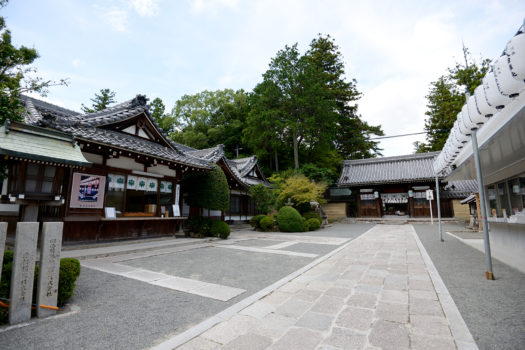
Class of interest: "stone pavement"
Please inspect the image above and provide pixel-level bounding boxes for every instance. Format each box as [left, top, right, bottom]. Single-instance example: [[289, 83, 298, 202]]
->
[[173, 224, 477, 350]]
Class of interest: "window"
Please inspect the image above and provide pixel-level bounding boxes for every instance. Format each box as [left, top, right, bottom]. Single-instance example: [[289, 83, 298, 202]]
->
[[497, 182, 510, 217], [487, 185, 498, 217], [15, 163, 61, 195], [509, 178, 523, 214]]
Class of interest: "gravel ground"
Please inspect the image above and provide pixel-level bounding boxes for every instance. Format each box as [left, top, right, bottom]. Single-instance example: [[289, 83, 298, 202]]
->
[[0, 268, 231, 350], [413, 223, 525, 350]]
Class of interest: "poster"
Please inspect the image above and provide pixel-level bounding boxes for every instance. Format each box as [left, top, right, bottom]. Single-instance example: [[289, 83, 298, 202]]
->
[[70, 173, 106, 209]]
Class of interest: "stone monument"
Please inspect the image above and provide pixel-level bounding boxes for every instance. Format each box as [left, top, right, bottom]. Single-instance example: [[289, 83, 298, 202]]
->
[[9, 222, 39, 324], [36, 222, 63, 318]]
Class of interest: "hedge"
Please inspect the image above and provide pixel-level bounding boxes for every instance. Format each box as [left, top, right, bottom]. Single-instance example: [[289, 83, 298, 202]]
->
[[259, 216, 274, 231], [306, 218, 321, 231], [249, 215, 266, 230], [211, 220, 230, 239], [276, 206, 304, 232]]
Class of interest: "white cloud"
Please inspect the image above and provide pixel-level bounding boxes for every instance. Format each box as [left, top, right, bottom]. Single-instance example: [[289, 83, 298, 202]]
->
[[72, 59, 82, 68], [130, 0, 160, 17], [101, 8, 129, 32], [190, 0, 239, 14]]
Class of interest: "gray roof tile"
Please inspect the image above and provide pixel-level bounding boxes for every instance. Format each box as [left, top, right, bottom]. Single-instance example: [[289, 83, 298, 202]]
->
[[338, 152, 441, 186]]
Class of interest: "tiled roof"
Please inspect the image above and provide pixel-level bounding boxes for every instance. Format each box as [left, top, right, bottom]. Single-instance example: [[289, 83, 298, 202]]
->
[[22, 95, 80, 125], [186, 145, 225, 163], [442, 179, 478, 199], [338, 152, 441, 186], [21, 95, 212, 169], [229, 156, 257, 177], [76, 95, 149, 127]]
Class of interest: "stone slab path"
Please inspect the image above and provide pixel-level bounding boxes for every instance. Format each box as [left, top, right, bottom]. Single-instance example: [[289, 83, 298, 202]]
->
[[173, 224, 477, 350]]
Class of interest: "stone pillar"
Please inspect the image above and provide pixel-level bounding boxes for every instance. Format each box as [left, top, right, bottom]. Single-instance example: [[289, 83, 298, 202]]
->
[[0, 222, 7, 277], [9, 222, 39, 324], [21, 205, 39, 222], [37, 222, 63, 318]]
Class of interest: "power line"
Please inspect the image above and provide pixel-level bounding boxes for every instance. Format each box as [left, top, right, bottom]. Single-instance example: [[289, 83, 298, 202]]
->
[[369, 129, 451, 140]]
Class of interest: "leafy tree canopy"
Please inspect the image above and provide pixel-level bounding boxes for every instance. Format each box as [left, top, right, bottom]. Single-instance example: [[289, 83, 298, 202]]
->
[[149, 97, 172, 132], [249, 184, 275, 215], [169, 89, 249, 157], [81, 88, 116, 113], [245, 34, 383, 172], [276, 174, 327, 209], [416, 46, 490, 152], [0, 0, 67, 123]]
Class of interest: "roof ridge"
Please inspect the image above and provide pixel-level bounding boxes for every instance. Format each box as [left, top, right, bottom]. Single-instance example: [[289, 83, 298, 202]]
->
[[343, 151, 440, 165]]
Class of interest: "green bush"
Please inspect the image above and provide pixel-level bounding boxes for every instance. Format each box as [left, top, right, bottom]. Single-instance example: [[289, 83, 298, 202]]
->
[[276, 206, 304, 232], [306, 218, 321, 231], [187, 216, 213, 236], [249, 214, 266, 230], [57, 258, 81, 306], [302, 217, 309, 232], [302, 211, 321, 222], [211, 220, 230, 239], [259, 216, 274, 231]]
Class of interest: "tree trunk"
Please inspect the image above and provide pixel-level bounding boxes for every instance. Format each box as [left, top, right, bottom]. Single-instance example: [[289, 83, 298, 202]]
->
[[274, 149, 279, 172], [293, 131, 299, 169]]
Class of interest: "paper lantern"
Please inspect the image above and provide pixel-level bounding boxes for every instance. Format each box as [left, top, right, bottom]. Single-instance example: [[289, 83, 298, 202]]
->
[[474, 85, 497, 118], [482, 71, 510, 109], [505, 32, 525, 81], [493, 56, 525, 96]]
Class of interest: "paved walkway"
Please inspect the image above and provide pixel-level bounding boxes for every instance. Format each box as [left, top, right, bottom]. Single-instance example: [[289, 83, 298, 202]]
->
[[169, 224, 476, 350]]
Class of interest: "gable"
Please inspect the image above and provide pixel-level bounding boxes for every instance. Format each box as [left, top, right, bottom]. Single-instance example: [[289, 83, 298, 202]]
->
[[100, 114, 170, 147]]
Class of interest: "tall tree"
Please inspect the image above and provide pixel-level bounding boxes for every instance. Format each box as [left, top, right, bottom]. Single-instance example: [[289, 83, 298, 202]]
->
[[81, 88, 116, 113], [246, 35, 383, 172], [0, 0, 67, 123], [416, 46, 491, 152]]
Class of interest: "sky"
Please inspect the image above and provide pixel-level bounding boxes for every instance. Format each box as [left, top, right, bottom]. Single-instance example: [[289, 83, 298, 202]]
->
[[3, 0, 525, 156]]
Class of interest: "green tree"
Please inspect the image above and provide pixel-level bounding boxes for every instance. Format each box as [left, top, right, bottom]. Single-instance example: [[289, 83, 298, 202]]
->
[[276, 174, 327, 209], [246, 35, 383, 172], [81, 88, 116, 113], [417, 46, 491, 152], [149, 97, 172, 132], [170, 89, 249, 157], [181, 165, 230, 211], [249, 184, 275, 214], [0, 1, 67, 123]]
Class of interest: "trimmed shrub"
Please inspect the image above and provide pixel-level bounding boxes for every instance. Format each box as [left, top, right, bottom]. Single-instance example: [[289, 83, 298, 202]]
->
[[259, 216, 274, 231], [57, 258, 81, 306], [249, 214, 265, 230], [307, 218, 321, 231], [276, 206, 304, 232], [187, 216, 212, 236], [211, 220, 230, 239], [302, 211, 321, 222], [302, 217, 309, 232]]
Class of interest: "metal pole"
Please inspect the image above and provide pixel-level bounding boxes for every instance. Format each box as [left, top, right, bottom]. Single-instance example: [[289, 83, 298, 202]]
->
[[435, 174, 443, 242], [471, 129, 494, 280], [429, 198, 433, 224]]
